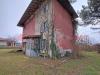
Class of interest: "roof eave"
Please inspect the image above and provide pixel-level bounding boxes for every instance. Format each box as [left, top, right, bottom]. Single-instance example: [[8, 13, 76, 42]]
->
[[17, 0, 78, 27], [17, 0, 45, 27], [58, 0, 78, 19]]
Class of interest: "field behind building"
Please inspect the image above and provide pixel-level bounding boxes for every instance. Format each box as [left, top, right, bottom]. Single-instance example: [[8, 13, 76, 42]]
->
[[0, 49, 100, 75]]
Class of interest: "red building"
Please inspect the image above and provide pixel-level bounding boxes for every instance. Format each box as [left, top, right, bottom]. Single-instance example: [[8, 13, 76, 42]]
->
[[17, 0, 78, 57]]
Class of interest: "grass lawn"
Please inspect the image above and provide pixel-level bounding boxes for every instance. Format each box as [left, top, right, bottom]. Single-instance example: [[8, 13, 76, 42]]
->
[[0, 49, 100, 75]]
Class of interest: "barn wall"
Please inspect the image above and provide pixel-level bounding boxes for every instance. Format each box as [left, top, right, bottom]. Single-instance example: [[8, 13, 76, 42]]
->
[[35, 0, 52, 35], [53, 0, 74, 51], [23, 16, 35, 37], [23, 0, 52, 38], [22, 0, 53, 57], [22, 0, 75, 57], [35, 0, 53, 57]]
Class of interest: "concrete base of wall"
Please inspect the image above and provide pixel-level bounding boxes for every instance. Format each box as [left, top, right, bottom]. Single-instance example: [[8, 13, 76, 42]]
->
[[59, 48, 73, 57], [25, 49, 38, 57]]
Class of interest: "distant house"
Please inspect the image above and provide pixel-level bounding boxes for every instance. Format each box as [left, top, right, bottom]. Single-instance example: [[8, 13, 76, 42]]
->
[[0, 38, 8, 47], [17, 0, 78, 57], [0, 37, 16, 48]]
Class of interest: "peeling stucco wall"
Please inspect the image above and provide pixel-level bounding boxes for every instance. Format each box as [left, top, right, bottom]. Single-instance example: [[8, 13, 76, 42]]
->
[[53, 0, 74, 52], [35, 0, 53, 57], [22, 0, 75, 57], [23, 16, 35, 37]]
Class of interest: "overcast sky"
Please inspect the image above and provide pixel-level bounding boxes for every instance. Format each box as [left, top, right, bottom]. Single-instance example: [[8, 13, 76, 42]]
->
[[72, 0, 100, 44], [0, 0, 100, 43], [72, 0, 88, 11], [0, 0, 31, 37]]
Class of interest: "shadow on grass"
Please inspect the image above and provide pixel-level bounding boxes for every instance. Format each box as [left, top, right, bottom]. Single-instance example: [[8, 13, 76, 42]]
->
[[8, 49, 23, 54]]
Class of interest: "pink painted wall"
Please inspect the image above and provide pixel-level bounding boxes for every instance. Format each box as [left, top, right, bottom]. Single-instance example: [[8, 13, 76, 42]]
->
[[22, 0, 74, 50], [23, 17, 35, 38], [53, 0, 74, 49]]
